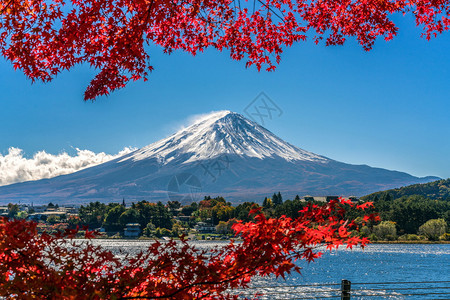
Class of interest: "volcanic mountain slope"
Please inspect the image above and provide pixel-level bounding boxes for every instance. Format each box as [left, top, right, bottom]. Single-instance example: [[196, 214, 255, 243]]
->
[[0, 111, 439, 204]]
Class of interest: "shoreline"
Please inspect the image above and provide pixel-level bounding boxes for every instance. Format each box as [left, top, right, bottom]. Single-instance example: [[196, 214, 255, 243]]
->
[[87, 236, 450, 245], [370, 240, 450, 244]]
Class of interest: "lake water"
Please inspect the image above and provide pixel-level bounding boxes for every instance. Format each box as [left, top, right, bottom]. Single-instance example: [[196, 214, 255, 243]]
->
[[89, 240, 450, 299]]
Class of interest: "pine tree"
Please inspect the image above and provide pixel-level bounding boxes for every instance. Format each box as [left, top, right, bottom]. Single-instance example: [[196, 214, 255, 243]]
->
[[272, 193, 279, 206], [273, 192, 283, 206], [263, 197, 273, 209], [277, 192, 283, 204], [380, 192, 392, 202], [385, 193, 393, 202]]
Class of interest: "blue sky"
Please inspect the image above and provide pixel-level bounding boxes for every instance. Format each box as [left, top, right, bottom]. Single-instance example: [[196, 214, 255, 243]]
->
[[1, 15, 449, 180]]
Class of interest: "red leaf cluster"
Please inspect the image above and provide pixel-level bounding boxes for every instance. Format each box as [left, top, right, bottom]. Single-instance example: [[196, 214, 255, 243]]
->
[[0, 198, 375, 299], [1, 0, 449, 99]]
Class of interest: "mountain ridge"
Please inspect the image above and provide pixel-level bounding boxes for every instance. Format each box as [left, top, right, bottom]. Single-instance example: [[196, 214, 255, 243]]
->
[[362, 178, 450, 201]]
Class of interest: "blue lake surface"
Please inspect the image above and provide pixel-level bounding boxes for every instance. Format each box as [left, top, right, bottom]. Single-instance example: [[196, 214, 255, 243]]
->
[[90, 240, 450, 299]]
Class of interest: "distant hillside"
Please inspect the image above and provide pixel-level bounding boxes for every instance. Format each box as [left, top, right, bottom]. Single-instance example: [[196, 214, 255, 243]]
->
[[362, 178, 450, 201]]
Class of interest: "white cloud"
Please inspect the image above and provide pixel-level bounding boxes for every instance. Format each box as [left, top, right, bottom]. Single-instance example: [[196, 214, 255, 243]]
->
[[0, 147, 135, 186], [168, 110, 232, 133]]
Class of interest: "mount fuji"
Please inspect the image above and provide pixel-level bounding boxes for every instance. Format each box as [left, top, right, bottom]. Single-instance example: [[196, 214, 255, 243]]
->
[[0, 111, 439, 204]]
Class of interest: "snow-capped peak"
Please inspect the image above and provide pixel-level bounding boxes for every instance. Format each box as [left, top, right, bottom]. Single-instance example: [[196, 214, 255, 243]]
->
[[122, 110, 328, 164]]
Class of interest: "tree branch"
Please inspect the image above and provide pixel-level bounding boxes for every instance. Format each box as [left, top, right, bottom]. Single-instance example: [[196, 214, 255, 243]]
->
[[0, 0, 14, 14], [257, 0, 285, 22]]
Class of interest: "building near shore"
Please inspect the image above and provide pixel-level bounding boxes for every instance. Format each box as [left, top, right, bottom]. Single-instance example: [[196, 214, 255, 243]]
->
[[194, 222, 216, 233], [124, 223, 141, 237]]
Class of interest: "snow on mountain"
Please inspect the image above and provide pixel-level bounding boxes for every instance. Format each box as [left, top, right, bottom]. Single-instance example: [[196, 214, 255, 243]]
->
[[123, 110, 328, 164]]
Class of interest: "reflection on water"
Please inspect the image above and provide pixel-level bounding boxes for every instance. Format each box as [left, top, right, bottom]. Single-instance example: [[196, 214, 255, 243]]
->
[[84, 240, 450, 299]]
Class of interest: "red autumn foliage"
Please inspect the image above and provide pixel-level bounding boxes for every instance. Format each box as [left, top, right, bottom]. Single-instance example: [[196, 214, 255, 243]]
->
[[0, 199, 378, 299], [1, 0, 449, 100]]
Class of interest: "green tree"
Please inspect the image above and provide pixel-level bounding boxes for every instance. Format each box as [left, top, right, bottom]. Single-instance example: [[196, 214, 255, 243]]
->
[[7, 204, 19, 218], [232, 202, 259, 222], [171, 222, 184, 237], [390, 195, 442, 234], [132, 201, 158, 228], [79, 202, 111, 229], [197, 197, 232, 225], [215, 221, 228, 235], [212, 202, 234, 224], [418, 219, 448, 241], [379, 192, 393, 202], [262, 197, 273, 209], [181, 202, 198, 216], [167, 201, 182, 217], [103, 205, 126, 232], [271, 192, 283, 206], [443, 210, 450, 226], [16, 211, 28, 220], [272, 193, 279, 206], [273, 199, 306, 219], [143, 222, 156, 237], [373, 221, 397, 241], [359, 226, 371, 238], [151, 202, 173, 230], [277, 192, 283, 205], [119, 208, 140, 228], [168, 201, 181, 210]]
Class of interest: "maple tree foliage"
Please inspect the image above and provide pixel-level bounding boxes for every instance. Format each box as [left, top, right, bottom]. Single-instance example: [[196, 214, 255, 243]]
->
[[1, 0, 449, 100], [0, 199, 379, 299]]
